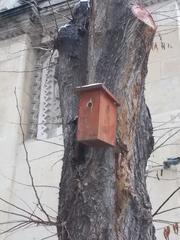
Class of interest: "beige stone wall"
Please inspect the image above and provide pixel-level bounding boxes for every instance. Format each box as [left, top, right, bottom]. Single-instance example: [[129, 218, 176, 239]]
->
[[0, 34, 63, 240], [146, 1, 180, 239]]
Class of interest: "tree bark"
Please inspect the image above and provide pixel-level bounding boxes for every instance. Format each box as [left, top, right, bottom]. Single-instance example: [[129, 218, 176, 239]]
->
[[55, 1, 156, 239]]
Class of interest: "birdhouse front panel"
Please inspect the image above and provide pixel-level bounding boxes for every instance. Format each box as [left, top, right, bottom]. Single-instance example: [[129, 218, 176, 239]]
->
[[77, 89, 101, 143], [76, 83, 120, 146]]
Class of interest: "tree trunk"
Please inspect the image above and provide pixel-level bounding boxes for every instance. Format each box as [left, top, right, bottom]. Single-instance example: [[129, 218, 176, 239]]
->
[[55, 1, 156, 239]]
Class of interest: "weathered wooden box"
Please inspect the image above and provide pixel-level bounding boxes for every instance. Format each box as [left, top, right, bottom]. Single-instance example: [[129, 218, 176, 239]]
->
[[76, 83, 120, 146]]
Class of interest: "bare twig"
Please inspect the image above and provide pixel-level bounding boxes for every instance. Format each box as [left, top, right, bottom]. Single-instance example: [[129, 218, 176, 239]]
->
[[154, 128, 174, 146], [30, 150, 63, 162], [153, 114, 180, 130], [36, 138, 64, 147], [66, 0, 74, 20], [153, 219, 180, 224], [148, 176, 180, 181], [0, 197, 43, 222], [0, 170, 59, 189], [14, 88, 51, 222], [48, 0, 59, 33], [0, 64, 56, 74], [154, 206, 180, 216], [152, 187, 180, 217], [0, 222, 31, 236], [40, 233, 57, 240], [152, 128, 180, 152], [0, 209, 36, 221]]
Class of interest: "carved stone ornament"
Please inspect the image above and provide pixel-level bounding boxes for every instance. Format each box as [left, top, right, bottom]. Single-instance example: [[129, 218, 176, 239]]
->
[[30, 50, 61, 139]]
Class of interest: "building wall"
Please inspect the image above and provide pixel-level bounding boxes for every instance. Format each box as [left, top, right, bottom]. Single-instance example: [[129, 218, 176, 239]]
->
[[146, 1, 180, 239], [0, 8, 64, 240]]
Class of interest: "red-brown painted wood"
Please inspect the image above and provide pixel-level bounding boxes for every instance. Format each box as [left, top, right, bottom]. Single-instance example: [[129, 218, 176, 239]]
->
[[76, 83, 119, 146]]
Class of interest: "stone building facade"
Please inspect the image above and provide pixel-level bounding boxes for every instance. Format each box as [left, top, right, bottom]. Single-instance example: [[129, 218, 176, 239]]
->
[[0, 1, 73, 239], [0, 0, 179, 240]]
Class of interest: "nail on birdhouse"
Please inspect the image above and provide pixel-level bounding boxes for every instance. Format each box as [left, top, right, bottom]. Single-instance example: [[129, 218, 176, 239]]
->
[[76, 83, 120, 147]]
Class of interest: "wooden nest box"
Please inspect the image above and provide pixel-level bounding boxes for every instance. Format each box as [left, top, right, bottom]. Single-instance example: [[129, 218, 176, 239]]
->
[[76, 83, 120, 147]]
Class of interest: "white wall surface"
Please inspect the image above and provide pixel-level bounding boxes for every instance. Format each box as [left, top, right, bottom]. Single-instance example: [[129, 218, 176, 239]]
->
[[0, 34, 63, 240], [0, 0, 20, 10], [146, 1, 180, 239]]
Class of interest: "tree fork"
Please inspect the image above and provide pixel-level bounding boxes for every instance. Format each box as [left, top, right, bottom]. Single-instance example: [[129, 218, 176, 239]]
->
[[55, 1, 156, 239]]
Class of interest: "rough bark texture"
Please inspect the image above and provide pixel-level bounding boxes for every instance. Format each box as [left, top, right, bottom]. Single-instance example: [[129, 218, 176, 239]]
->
[[55, 1, 156, 239]]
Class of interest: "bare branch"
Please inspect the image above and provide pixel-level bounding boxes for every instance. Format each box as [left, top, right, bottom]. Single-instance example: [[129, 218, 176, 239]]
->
[[14, 88, 51, 222], [152, 187, 180, 217], [40, 233, 57, 240], [47, 0, 59, 34], [0, 222, 31, 236], [0, 64, 56, 74], [65, 0, 74, 20], [0, 171, 59, 190], [154, 206, 180, 216], [30, 150, 63, 162], [35, 138, 64, 147], [152, 128, 180, 152], [0, 197, 43, 222], [148, 175, 180, 181]]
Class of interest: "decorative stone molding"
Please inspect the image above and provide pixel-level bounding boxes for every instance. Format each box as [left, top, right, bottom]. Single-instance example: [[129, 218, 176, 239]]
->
[[0, 3, 42, 42], [0, 0, 78, 44], [0, 1, 77, 140], [30, 50, 61, 139]]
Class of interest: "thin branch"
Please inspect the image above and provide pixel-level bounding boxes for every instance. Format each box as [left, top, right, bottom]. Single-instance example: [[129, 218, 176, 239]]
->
[[152, 128, 180, 152], [7, 188, 34, 213], [0, 64, 56, 74], [0, 209, 36, 221], [44, 204, 57, 215], [154, 206, 180, 216], [152, 187, 180, 217], [148, 160, 161, 165], [40, 233, 57, 240], [147, 176, 180, 181], [66, 0, 74, 20], [50, 158, 62, 169], [48, 0, 59, 33], [153, 114, 180, 130], [30, 150, 63, 162], [0, 222, 30, 236], [0, 197, 43, 222], [0, 171, 59, 190], [150, 1, 173, 14], [7, 120, 62, 126], [0, 218, 57, 236], [154, 128, 174, 146], [10, 47, 52, 55], [54, 9, 72, 21], [153, 219, 180, 224], [36, 138, 64, 147], [14, 88, 51, 222], [154, 126, 180, 132], [154, 13, 180, 23]]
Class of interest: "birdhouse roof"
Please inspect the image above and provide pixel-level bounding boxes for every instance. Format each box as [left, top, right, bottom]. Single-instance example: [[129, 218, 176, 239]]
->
[[76, 83, 120, 106]]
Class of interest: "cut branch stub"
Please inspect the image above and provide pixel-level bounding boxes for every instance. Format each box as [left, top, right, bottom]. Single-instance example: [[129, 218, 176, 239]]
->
[[131, 4, 156, 30]]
